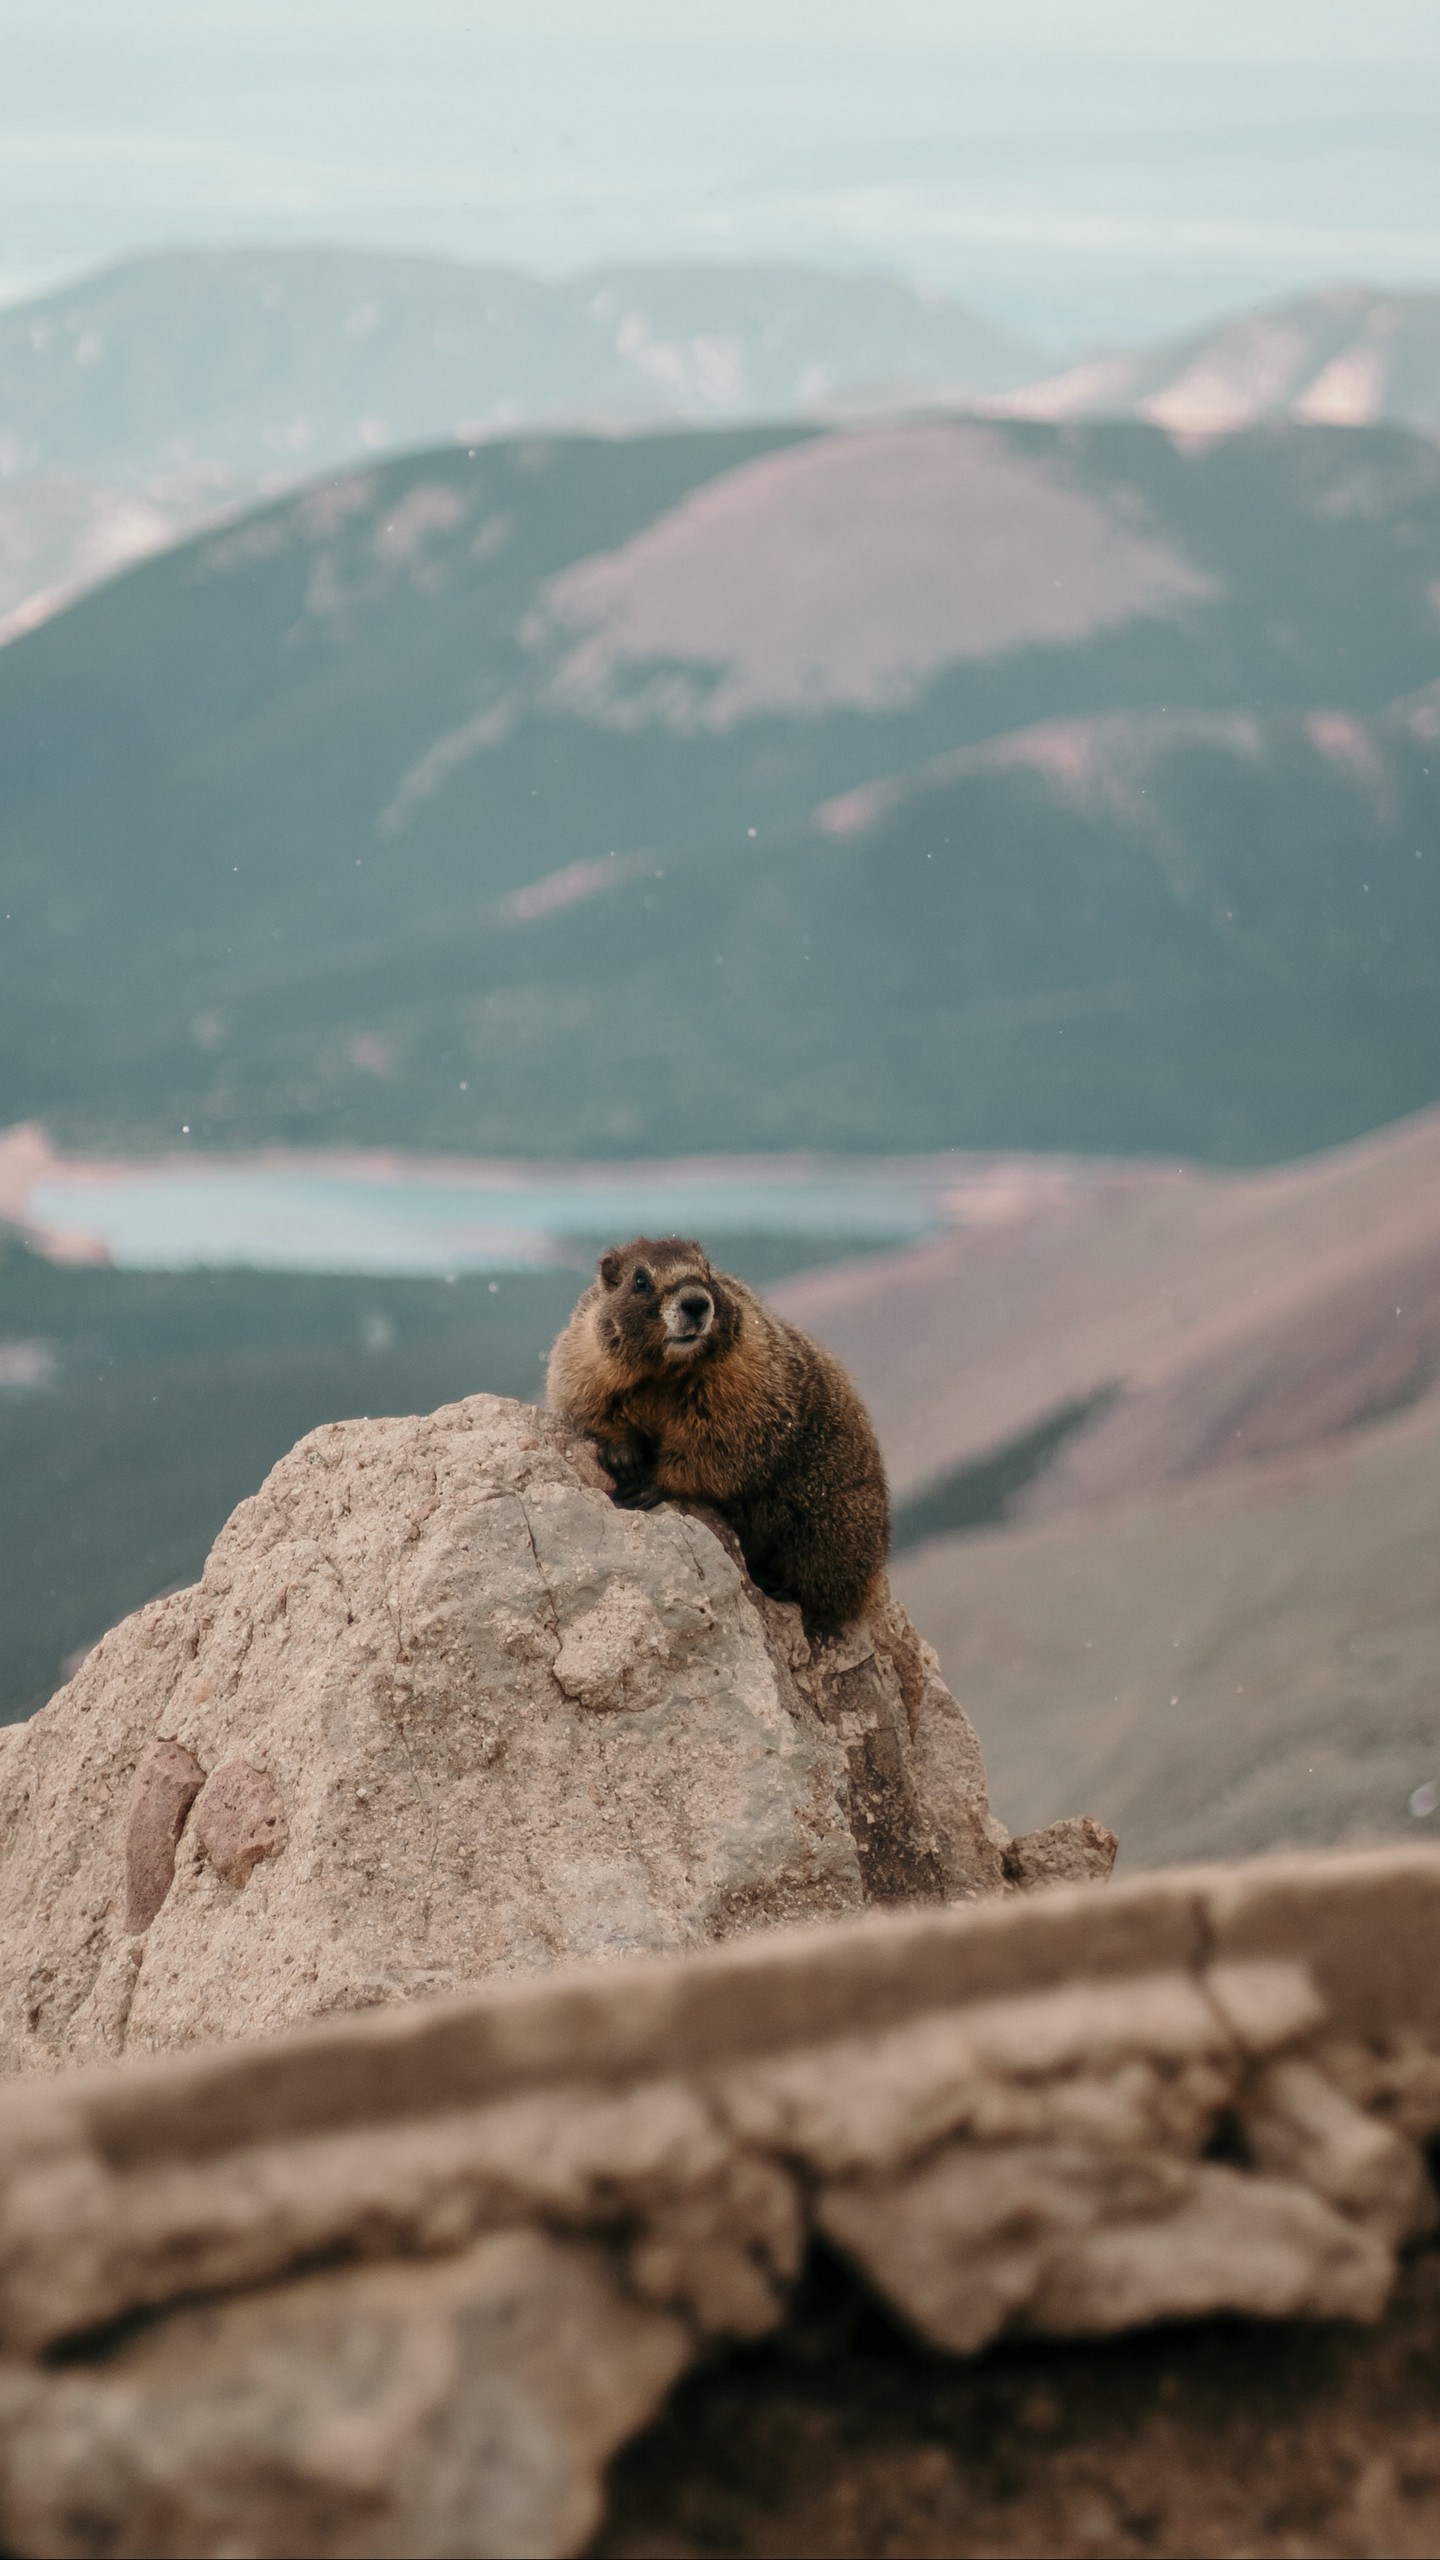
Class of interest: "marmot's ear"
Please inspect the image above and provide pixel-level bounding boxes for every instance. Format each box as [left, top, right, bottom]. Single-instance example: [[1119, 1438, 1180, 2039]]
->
[[598, 1249, 622, 1287]]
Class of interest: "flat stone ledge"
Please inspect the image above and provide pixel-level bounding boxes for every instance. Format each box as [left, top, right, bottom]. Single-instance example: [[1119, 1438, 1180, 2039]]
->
[[1, 1845, 1439, 2557]]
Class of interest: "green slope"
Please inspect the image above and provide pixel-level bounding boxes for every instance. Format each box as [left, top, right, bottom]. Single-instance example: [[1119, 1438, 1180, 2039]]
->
[[2, 415, 1438, 1160]]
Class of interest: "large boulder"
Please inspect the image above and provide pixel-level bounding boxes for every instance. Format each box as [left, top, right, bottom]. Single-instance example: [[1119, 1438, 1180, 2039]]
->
[[0, 1394, 1052, 2075]]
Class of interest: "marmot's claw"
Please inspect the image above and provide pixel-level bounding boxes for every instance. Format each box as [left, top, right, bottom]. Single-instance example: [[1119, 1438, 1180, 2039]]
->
[[597, 1442, 649, 1500], [611, 1482, 662, 1510]]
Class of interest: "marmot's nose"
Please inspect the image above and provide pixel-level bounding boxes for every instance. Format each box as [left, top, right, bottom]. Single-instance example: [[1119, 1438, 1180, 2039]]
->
[[679, 1292, 711, 1324]]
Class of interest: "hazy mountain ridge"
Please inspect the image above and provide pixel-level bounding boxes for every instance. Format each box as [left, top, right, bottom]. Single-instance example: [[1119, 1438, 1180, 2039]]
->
[[0, 465, 264, 640], [0, 248, 1036, 485], [997, 285, 1440, 438], [4, 257, 1439, 640], [5, 254, 1439, 1873], [0, 248, 1038, 636], [0, 412, 1437, 1162]]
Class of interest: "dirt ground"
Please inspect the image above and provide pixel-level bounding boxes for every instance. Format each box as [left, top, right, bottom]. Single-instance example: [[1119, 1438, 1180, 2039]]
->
[[595, 2242, 1440, 2560]]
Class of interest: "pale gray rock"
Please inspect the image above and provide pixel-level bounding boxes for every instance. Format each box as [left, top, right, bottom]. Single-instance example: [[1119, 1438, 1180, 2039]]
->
[[1238, 2052, 1434, 2243], [0, 2228, 688, 2560], [1002, 1812, 1119, 1889], [0, 1394, 1006, 2075], [819, 2143, 1396, 2355]]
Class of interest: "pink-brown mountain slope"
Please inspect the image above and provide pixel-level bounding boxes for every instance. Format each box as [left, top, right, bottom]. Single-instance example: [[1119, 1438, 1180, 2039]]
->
[[994, 285, 1440, 437], [527, 422, 1211, 731], [892, 1392, 1440, 1871], [772, 1106, 1440, 1521]]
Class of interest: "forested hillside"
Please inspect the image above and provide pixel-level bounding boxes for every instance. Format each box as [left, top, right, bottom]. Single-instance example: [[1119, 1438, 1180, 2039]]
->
[[2, 412, 1438, 1161]]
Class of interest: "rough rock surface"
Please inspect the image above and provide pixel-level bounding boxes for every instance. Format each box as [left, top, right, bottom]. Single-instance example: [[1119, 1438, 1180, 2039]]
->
[[0, 1850, 1438, 2557], [0, 2230, 687, 2560], [0, 1393, 1021, 2074]]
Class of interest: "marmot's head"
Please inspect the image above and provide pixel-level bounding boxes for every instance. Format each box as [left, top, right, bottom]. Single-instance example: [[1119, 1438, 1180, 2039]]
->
[[592, 1236, 734, 1376]]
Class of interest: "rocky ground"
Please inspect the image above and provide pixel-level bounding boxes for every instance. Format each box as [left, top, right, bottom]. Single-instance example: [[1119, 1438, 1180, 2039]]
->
[[600, 2239, 1440, 2559]]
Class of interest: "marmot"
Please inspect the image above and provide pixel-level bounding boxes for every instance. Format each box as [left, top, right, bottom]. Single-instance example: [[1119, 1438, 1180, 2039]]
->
[[546, 1235, 890, 1632]]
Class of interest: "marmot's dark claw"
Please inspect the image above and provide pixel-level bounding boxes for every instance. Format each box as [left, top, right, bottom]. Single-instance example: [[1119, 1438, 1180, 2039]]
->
[[611, 1481, 663, 1510], [598, 1442, 653, 1505]]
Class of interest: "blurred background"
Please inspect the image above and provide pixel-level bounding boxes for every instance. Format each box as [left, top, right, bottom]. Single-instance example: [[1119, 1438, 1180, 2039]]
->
[[2, 0, 1439, 1870]]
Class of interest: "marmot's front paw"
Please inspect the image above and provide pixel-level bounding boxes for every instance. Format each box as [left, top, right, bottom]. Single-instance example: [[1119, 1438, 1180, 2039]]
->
[[598, 1442, 658, 1508]]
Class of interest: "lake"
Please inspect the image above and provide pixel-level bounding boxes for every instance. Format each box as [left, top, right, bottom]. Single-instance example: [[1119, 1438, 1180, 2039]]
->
[[19, 1151, 1070, 1277]]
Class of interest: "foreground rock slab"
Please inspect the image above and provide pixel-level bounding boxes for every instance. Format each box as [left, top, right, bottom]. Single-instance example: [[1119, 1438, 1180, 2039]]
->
[[0, 2232, 687, 2560], [0, 1394, 1030, 2074], [0, 1849, 1437, 2555]]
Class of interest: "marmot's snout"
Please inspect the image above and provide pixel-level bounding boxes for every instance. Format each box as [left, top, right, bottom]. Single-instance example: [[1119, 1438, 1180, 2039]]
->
[[591, 1237, 723, 1372], [664, 1285, 714, 1351]]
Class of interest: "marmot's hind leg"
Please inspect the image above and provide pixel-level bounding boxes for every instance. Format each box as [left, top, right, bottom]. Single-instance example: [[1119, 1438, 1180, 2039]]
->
[[743, 1484, 881, 1638], [741, 1509, 865, 1638]]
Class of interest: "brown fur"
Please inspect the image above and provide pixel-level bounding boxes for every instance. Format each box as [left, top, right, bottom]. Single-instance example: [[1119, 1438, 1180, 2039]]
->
[[546, 1236, 890, 1632]]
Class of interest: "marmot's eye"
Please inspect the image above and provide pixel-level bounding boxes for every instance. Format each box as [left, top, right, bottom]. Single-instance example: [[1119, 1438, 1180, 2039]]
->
[[631, 1269, 651, 1295]]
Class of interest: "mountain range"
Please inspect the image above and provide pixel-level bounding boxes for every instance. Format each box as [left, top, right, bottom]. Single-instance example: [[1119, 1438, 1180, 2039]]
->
[[3, 259, 1440, 636], [998, 285, 1440, 439], [5, 251, 1440, 1865], [0, 249, 1036, 629], [0, 409, 1436, 1165], [0, 249, 1036, 485]]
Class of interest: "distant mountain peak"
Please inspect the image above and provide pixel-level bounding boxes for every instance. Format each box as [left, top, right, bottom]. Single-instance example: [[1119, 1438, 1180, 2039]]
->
[[988, 284, 1440, 438]]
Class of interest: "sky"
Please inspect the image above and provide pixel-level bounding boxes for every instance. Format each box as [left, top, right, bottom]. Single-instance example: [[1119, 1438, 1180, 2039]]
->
[[4, 1, 1440, 350]]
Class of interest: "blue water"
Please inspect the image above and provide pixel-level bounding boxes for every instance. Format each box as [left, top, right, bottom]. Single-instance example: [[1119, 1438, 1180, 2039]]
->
[[28, 1161, 951, 1276]]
